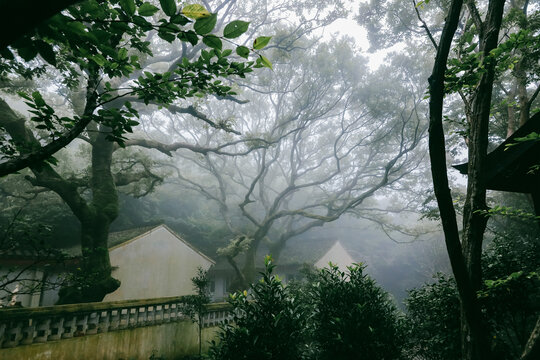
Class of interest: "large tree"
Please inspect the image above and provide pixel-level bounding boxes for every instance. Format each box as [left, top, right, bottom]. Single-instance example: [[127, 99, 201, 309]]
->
[[165, 35, 426, 288], [0, 0, 272, 303]]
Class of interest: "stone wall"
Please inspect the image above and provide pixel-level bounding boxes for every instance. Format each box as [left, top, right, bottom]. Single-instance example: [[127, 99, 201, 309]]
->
[[0, 296, 231, 360]]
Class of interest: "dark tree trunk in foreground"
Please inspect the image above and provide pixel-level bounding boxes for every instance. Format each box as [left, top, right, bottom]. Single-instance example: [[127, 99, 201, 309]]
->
[[460, 1, 506, 357], [521, 317, 540, 360], [428, 0, 506, 359]]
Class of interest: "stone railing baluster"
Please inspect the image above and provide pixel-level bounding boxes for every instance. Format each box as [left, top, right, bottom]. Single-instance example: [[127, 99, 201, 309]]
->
[[48, 317, 64, 340], [163, 304, 171, 323], [61, 316, 76, 339], [19, 318, 35, 345], [0, 296, 231, 348], [119, 309, 128, 329], [146, 305, 155, 326], [3, 320, 23, 347], [97, 311, 110, 333], [109, 309, 120, 331], [138, 306, 147, 326], [155, 305, 164, 325], [34, 318, 51, 343], [75, 314, 88, 337], [86, 312, 99, 335], [127, 307, 137, 327], [170, 303, 179, 321]]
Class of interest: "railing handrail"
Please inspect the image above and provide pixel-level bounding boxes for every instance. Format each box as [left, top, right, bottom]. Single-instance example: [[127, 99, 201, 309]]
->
[[0, 296, 231, 321], [0, 297, 233, 349]]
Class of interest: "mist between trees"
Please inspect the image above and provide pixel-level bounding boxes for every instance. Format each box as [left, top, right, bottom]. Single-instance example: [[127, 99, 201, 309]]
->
[[0, 1, 539, 360]]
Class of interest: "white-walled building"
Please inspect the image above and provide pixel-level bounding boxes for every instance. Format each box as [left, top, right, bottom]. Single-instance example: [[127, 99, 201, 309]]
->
[[104, 224, 215, 301], [1, 225, 215, 307], [314, 241, 356, 271]]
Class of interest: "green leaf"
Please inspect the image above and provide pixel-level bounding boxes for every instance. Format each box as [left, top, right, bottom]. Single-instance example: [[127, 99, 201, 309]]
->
[[119, 0, 136, 16], [158, 31, 176, 43], [258, 55, 273, 70], [159, 0, 176, 16], [236, 46, 250, 59], [138, 2, 159, 17], [464, 32, 474, 44], [90, 54, 106, 66], [35, 40, 56, 65], [17, 91, 31, 101], [203, 35, 222, 50], [16, 44, 38, 62], [31, 91, 46, 107], [194, 13, 217, 35], [223, 20, 250, 39], [132, 16, 153, 30], [66, 21, 88, 37], [253, 36, 272, 50], [171, 14, 190, 25], [178, 30, 198, 46], [118, 48, 128, 60], [182, 4, 211, 19]]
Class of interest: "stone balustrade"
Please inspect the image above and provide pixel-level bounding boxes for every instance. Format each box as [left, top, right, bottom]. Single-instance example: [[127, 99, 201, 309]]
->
[[0, 297, 232, 349]]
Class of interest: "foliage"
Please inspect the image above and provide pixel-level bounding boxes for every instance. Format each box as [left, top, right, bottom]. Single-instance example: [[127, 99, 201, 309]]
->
[[405, 227, 540, 360], [209, 256, 306, 360], [209, 257, 405, 360], [181, 267, 212, 357], [0, 0, 272, 174], [304, 263, 405, 360], [481, 220, 540, 359], [0, 211, 69, 303], [404, 274, 461, 360], [0, 0, 273, 302]]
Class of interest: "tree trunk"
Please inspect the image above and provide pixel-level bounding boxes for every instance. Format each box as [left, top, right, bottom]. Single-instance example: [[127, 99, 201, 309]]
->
[[241, 236, 261, 286], [460, 1, 506, 358], [521, 316, 540, 360], [516, 65, 530, 127], [427, 0, 508, 359], [1, 96, 121, 303], [506, 83, 517, 137], [57, 127, 120, 303]]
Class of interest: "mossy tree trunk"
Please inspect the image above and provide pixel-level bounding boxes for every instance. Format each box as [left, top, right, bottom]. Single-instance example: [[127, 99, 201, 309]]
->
[[0, 75, 121, 303], [57, 127, 120, 304]]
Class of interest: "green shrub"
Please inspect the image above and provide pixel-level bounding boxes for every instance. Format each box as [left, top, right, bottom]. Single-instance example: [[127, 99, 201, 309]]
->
[[209, 258, 405, 359], [305, 263, 405, 360], [208, 256, 307, 360], [404, 234, 540, 360], [404, 274, 461, 360]]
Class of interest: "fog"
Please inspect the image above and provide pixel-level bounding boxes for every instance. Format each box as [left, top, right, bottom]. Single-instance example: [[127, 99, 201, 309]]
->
[[0, 0, 451, 305], [3, 0, 535, 310]]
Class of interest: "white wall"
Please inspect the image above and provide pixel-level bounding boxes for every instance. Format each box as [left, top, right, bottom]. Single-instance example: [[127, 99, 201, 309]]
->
[[0, 267, 44, 307], [104, 226, 214, 301]]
